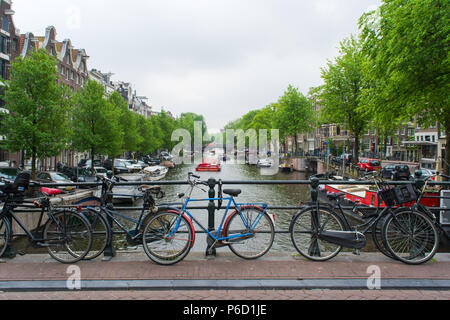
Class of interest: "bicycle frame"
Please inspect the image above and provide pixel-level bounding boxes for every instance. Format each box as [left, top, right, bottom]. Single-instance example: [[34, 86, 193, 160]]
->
[[84, 204, 148, 239], [170, 196, 269, 243], [1, 201, 57, 242]]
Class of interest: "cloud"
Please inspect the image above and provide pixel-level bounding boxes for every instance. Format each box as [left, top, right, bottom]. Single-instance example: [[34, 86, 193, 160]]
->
[[12, 0, 381, 131]]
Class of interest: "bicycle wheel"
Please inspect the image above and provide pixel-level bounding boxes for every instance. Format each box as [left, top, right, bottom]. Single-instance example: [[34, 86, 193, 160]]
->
[[44, 210, 93, 264], [371, 214, 397, 260], [142, 211, 193, 265], [224, 207, 274, 260], [80, 209, 111, 260], [290, 207, 345, 261], [0, 216, 11, 258], [383, 209, 439, 265]]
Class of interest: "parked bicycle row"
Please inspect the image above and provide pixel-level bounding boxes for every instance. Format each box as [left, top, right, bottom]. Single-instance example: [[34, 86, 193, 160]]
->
[[0, 171, 449, 266]]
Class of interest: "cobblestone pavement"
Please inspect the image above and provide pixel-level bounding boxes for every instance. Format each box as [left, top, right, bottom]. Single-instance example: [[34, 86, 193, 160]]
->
[[0, 289, 449, 300], [0, 251, 449, 301], [1, 252, 449, 282]]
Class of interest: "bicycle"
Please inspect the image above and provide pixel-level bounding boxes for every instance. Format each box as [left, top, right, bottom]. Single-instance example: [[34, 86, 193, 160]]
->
[[0, 172, 93, 264], [142, 173, 275, 265], [381, 172, 448, 265], [76, 175, 165, 260], [289, 172, 436, 263]]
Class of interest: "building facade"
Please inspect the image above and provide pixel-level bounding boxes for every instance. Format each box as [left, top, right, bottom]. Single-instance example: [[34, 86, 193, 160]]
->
[[0, 0, 21, 163]]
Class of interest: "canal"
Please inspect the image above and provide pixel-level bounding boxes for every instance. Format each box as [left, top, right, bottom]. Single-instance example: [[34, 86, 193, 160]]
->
[[113, 161, 372, 255]]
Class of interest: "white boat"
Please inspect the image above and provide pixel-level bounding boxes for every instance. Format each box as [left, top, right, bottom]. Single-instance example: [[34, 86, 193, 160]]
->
[[257, 159, 273, 168], [142, 165, 168, 181], [111, 174, 145, 204]]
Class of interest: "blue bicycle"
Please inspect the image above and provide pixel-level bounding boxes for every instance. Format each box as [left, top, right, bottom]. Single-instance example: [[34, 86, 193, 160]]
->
[[142, 173, 275, 265]]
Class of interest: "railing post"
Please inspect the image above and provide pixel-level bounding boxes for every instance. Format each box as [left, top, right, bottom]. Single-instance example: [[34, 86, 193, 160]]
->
[[206, 177, 217, 258], [102, 202, 116, 261], [309, 177, 321, 257], [310, 177, 320, 203]]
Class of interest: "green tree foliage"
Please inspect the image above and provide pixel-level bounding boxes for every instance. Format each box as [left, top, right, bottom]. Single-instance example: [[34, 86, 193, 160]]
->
[[274, 85, 315, 152], [1, 49, 72, 178], [109, 91, 142, 155], [71, 80, 122, 173], [359, 0, 450, 173], [314, 37, 369, 163]]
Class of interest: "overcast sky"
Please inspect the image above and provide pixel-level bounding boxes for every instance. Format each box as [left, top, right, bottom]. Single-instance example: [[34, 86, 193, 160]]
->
[[13, 0, 380, 132]]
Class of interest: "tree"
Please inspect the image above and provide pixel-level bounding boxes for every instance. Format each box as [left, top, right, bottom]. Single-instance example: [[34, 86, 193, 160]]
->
[[71, 80, 122, 173], [359, 0, 450, 174], [1, 49, 72, 179], [109, 91, 142, 157], [314, 37, 369, 164], [137, 115, 163, 155], [274, 85, 315, 154]]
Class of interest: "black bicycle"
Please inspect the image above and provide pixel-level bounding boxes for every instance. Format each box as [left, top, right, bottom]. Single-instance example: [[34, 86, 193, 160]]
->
[[75, 175, 165, 260], [0, 172, 93, 264], [289, 173, 438, 263], [381, 172, 448, 265]]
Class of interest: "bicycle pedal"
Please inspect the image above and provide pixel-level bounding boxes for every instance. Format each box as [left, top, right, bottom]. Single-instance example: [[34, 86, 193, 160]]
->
[[17, 250, 26, 256]]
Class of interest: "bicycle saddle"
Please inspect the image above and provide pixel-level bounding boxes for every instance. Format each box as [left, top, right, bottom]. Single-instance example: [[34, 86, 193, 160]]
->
[[327, 192, 346, 200], [223, 189, 242, 197]]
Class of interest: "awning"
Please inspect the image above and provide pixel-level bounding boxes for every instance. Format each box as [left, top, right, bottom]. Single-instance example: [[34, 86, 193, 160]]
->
[[402, 141, 438, 146]]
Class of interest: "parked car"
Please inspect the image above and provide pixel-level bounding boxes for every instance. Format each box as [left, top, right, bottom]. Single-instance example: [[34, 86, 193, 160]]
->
[[78, 159, 103, 169], [414, 168, 436, 180], [357, 159, 381, 172], [35, 171, 75, 193], [380, 164, 411, 181], [159, 152, 173, 161], [0, 167, 19, 181], [103, 159, 134, 174], [94, 167, 109, 178]]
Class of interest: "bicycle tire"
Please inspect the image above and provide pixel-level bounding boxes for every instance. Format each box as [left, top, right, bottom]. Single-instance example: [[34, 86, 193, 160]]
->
[[0, 216, 11, 258], [371, 214, 397, 260], [44, 210, 93, 264], [382, 209, 439, 265], [290, 206, 346, 261], [80, 209, 111, 260], [142, 210, 193, 265], [224, 206, 275, 260]]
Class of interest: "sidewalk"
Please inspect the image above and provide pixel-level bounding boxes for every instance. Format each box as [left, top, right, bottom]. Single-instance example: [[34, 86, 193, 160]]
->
[[1, 251, 449, 294]]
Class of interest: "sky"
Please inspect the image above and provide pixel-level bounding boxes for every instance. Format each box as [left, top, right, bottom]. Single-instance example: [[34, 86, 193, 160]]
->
[[12, 0, 380, 133]]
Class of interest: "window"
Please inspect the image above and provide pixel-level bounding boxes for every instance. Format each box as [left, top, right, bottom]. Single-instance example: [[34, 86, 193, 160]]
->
[[1, 17, 9, 32], [0, 36, 7, 54]]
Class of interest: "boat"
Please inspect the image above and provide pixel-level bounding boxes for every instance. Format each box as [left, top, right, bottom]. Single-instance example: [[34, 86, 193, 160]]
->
[[111, 174, 144, 204], [142, 165, 168, 181], [196, 163, 221, 172], [279, 162, 293, 172], [323, 176, 441, 208], [257, 159, 273, 168]]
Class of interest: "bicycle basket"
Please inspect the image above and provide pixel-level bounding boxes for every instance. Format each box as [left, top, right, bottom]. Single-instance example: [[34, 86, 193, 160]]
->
[[378, 188, 398, 207], [393, 184, 417, 204], [3, 172, 31, 195]]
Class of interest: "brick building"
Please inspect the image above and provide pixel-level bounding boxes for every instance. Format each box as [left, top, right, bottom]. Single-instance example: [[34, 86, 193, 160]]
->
[[0, 0, 21, 164]]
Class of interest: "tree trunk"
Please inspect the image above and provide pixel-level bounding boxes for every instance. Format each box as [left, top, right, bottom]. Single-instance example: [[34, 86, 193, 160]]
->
[[31, 149, 37, 180], [444, 128, 450, 180], [353, 135, 360, 165], [111, 156, 116, 177], [91, 147, 95, 176]]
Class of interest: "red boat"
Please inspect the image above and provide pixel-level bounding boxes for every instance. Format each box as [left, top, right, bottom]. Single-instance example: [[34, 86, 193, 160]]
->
[[324, 177, 440, 208], [196, 156, 221, 172], [196, 163, 221, 172]]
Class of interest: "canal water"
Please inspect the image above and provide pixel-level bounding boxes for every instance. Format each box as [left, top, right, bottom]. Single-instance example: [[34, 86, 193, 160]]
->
[[113, 162, 366, 255]]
